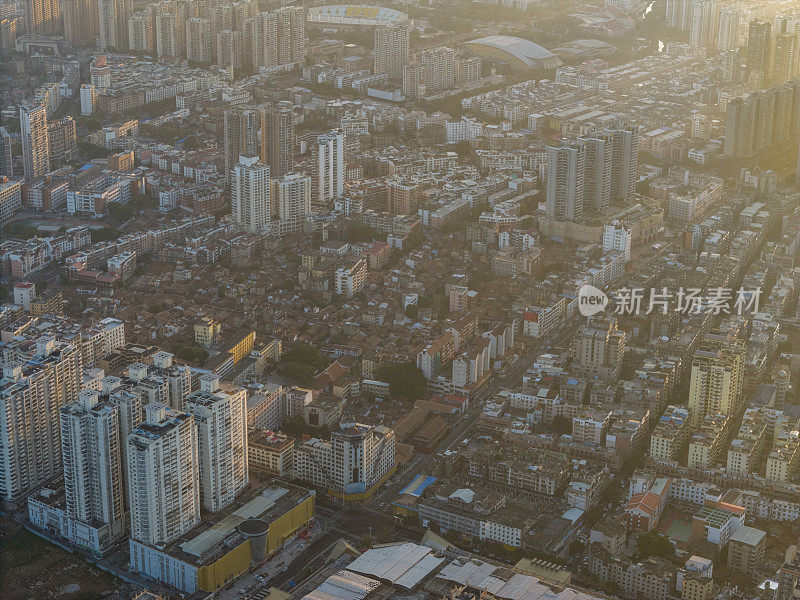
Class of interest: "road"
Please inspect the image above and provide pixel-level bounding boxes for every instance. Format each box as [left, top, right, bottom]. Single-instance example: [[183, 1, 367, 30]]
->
[[367, 315, 584, 511]]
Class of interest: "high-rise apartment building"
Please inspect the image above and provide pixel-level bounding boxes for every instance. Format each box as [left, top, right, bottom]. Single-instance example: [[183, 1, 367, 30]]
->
[[60, 390, 127, 551], [420, 46, 458, 93], [772, 33, 798, 84], [47, 117, 78, 167], [577, 135, 611, 213], [275, 6, 305, 65], [374, 24, 409, 80], [573, 318, 626, 380], [545, 143, 584, 221], [717, 7, 740, 52], [216, 29, 244, 72], [98, 0, 129, 50], [747, 20, 772, 75], [62, 0, 97, 45], [127, 403, 200, 546], [96, 377, 143, 507], [0, 127, 12, 177], [232, 156, 271, 232], [688, 339, 745, 425], [186, 17, 212, 62], [725, 85, 797, 158], [605, 123, 639, 202], [665, 0, 690, 30], [0, 16, 19, 50], [155, 11, 179, 58], [0, 339, 82, 502], [271, 172, 311, 233], [688, 0, 713, 48], [223, 107, 264, 183], [184, 375, 248, 513], [312, 129, 345, 205], [20, 104, 50, 181], [249, 7, 305, 70], [724, 94, 755, 158], [128, 9, 155, 53], [26, 0, 60, 36], [263, 104, 294, 178]]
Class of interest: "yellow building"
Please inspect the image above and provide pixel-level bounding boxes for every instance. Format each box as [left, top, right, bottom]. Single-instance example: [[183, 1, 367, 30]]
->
[[227, 330, 256, 363], [687, 339, 744, 425], [129, 483, 315, 595], [195, 317, 221, 348], [682, 573, 713, 600]]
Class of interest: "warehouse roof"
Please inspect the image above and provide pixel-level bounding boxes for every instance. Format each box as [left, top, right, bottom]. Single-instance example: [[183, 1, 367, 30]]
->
[[346, 543, 444, 589]]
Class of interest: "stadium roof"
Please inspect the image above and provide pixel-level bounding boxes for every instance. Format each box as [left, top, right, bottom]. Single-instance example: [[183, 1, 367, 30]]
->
[[308, 5, 408, 26], [464, 36, 562, 69]]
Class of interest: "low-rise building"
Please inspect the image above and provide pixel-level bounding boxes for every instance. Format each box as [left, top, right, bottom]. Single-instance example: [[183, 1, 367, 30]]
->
[[248, 430, 295, 477]]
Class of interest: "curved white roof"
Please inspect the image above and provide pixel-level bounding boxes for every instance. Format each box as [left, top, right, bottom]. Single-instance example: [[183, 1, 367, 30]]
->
[[465, 35, 560, 67]]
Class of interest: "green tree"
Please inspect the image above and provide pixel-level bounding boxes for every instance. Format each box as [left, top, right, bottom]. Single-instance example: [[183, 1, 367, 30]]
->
[[90, 227, 118, 243], [174, 344, 209, 364], [373, 362, 427, 401], [636, 531, 675, 559], [550, 415, 572, 435], [568, 540, 586, 556], [108, 202, 135, 221], [376, 525, 395, 543]]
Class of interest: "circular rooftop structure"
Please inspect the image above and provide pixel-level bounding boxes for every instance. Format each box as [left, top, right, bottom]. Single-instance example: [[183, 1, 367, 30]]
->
[[308, 5, 409, 28], [463, 35, 562, 70], [238, 518, 270, 537]]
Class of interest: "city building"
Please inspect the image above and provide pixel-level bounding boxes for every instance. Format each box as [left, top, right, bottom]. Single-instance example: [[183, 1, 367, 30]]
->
[[374, 24, 409, 80], [185, 376, 247, 512], [20, 104, 50, 181], [0, 177, 22, 224], [127, 403, 200, 546], [292, 423, 395, 502], [129, 483, 314, 594], [271, 172, 311, 234], [248, 429, 294, 477], [0, 339, 82, 503], [687, 339, 745, 425], [25, 0, 60, 36], [263, 104, 295, 178], [62, 0, 97, 45], [57, 390, 127, 553], [232, 156, 271, 233], [312, 129, 345, 205], [573, 318, 626, 380], [727, 526, 766, 575]]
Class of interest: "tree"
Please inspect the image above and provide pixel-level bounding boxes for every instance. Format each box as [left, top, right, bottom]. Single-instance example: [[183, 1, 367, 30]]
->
[[550, 415, 572, 435], [90, 227, 118, 243], [568, 540, 586, 556], [636, 531, 674, 559], [108, 202, 135, 221], [373, 362, 427, 402], [454, 140, 473, 159], [404, 304, 419, 319], [279, 343, 325, 385], [174, 343, 209, 364], [376, 525, 395, 543]]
